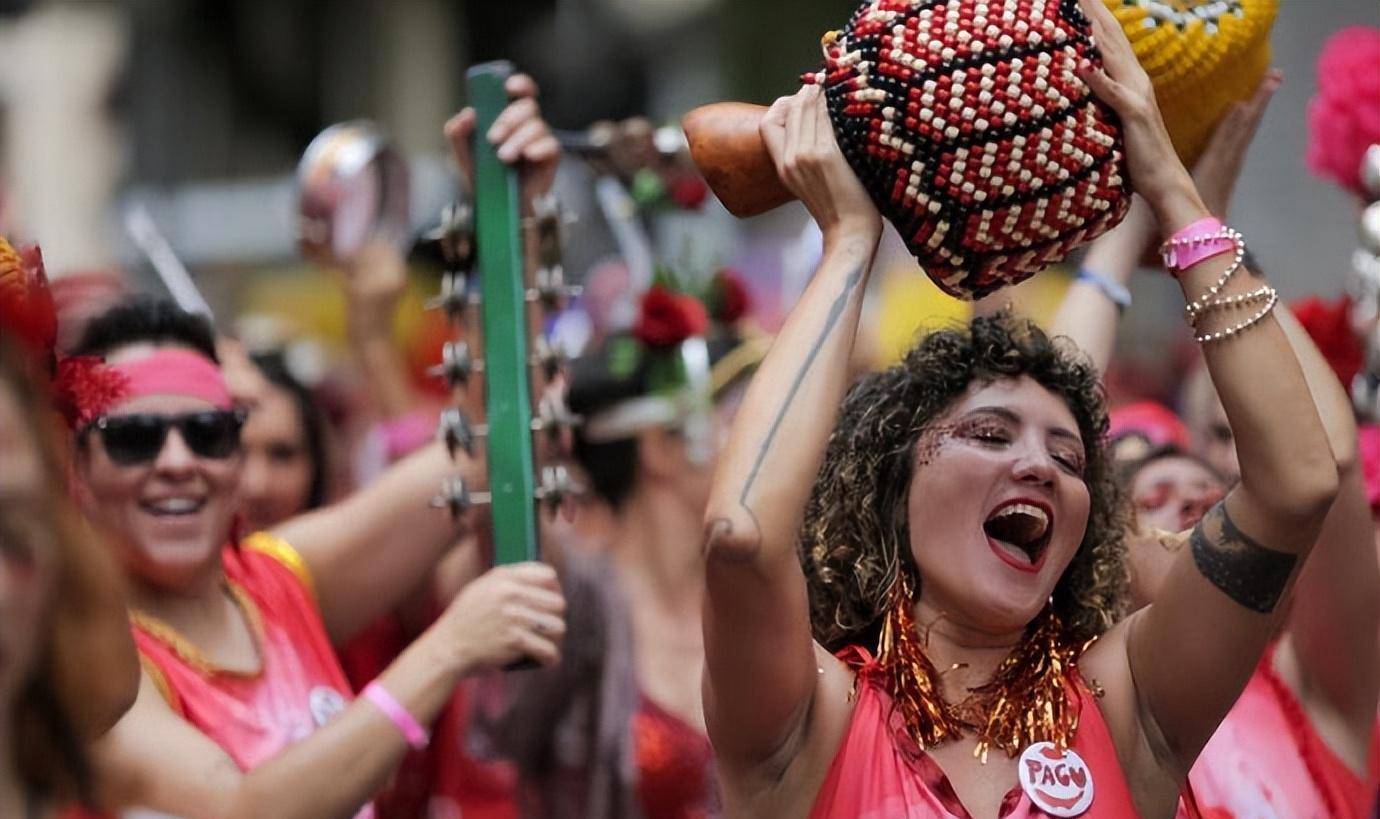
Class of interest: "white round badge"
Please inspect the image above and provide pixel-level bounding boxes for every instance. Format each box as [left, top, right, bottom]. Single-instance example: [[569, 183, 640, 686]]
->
[[309, 685, 347, 728], [1019, 741, 1095, 817]]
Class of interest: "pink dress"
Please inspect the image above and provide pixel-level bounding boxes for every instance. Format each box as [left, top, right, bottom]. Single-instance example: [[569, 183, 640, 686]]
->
[[809, 647, 1140, 819], [1179, 646, 1370, 819], [132, 534, 373, 819]]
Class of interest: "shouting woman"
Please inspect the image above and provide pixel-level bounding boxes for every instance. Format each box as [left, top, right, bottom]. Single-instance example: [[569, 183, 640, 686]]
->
[[699, 2, 1341, 817]]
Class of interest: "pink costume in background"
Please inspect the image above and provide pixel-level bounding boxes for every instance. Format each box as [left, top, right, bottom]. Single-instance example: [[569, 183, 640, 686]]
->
[[1179, 646, 1369, 819], [808, 647, 1139, 819]]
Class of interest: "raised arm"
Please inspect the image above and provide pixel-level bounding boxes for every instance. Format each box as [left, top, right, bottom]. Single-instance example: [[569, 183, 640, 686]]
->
[[701, 86, 880, 773], [1275, 307, 1379, 767], [1074, 0, 1339, 774], [1051, 72, 1279, 374], [338, 238, 416, 421], [1049, 197, 1154, 372], [97, 562, 563, 819]]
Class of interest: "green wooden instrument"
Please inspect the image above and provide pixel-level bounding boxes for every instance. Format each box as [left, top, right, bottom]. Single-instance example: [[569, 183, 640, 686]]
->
[[429, 61, 580, 568]]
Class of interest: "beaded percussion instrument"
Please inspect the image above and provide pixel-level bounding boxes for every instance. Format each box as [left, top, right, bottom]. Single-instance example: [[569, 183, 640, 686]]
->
[[684, 0, 1132, 300]]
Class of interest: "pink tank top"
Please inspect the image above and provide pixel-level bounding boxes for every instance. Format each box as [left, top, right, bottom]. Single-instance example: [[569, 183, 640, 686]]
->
[[131, 534, 373, 819], [809, 647, 1139, 819], [1179, 646, 1369, 819]]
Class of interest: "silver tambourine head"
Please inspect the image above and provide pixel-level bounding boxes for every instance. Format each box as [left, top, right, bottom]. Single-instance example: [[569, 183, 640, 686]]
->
[[296, 121, 411, 265]]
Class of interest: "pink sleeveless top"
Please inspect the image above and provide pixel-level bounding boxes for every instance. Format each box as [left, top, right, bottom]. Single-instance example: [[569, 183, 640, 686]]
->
[[1178, 646, 1369, 819], [809, 647, 1139, 819], [131, 534, 373, 819]]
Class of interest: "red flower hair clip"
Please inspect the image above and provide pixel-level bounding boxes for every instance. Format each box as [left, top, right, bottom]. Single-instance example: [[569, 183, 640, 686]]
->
[[53, 355, 129, 430], [633, 285, 708, 349]]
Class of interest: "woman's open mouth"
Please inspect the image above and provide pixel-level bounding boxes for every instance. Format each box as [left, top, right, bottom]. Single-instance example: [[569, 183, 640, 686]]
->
[[983, 499, 1053, 574]]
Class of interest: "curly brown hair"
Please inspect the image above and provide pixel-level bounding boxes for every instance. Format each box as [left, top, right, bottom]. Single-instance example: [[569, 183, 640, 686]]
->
[[799, 313, 1129, 652]]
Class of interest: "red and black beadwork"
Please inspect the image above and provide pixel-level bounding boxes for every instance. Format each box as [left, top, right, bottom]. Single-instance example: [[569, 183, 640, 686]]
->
[[816, 0, 1132, 299]]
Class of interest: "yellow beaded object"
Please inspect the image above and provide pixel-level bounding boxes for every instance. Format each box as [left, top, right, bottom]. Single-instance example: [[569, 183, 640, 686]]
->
[[1105, 0, 1279, 163]]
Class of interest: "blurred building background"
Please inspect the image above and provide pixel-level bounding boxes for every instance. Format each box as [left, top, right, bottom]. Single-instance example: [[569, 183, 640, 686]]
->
[[0, 0, 1376, 394]]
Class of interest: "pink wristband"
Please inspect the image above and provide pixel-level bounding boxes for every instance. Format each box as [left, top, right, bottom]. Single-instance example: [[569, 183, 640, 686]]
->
[[1160, 216, 1235, 273], [363, 682, 430, 750]]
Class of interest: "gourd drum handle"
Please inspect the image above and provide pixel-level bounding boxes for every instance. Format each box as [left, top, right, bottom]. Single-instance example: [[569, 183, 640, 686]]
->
[[681, 102, 797, 218]]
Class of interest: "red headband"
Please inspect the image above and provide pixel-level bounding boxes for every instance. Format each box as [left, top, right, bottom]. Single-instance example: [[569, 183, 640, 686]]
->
[[55, 348, 231, 429]]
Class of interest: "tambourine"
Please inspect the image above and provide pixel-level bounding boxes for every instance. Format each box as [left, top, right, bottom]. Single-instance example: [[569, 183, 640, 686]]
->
[[297, 121, 411, 265], [684, 0, 1131, 300]]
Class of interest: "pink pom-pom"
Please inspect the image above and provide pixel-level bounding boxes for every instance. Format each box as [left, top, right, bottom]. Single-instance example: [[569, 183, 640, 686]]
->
[[1306, 27, 1380, 196]]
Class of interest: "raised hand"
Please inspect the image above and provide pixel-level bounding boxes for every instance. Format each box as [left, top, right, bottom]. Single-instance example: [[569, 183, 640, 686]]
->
[[758, 85, 881, 243], [1075, 0, 1204, 229], [444, 73, 561, 203], [339, 237, 408, 339], [1192, 69, 1283, 217], [442, 561, 566, 669]]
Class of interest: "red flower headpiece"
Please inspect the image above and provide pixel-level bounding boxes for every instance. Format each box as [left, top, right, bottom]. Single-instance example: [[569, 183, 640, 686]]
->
[[633, 285, 709, 349], [0, 236, 58, 368], [52, 355, 129, 430], [1290, 294, 1363, 391], [705, 268, 752, 325]]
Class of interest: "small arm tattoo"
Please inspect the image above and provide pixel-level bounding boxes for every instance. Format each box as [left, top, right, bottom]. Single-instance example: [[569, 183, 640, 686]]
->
[[1190, 501, 1298, 614], [739, 259, 866, 504]]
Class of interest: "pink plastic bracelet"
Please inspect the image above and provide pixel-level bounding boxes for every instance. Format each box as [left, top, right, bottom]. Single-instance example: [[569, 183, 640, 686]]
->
[[363, 681, 430, 750], [1160, 216, 1236, 273]]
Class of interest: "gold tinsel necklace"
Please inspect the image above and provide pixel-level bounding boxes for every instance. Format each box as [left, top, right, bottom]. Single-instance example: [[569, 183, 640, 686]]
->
[[875, 572, 1093, 763]]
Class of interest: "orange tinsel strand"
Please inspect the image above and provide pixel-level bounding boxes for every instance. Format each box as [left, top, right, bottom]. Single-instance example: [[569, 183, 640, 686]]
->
[[876, 573, 1090, 763]]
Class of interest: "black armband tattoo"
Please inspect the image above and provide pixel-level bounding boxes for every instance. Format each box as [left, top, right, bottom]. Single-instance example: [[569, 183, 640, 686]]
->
[[1189, 501, 1298, 614]]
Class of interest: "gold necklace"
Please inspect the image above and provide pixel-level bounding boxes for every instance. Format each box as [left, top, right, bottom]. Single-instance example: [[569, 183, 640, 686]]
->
[[875, 573, 1091, 763]]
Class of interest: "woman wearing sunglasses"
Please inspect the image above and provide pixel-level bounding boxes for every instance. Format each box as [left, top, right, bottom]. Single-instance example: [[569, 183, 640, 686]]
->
[[63, 83, 568, 819]]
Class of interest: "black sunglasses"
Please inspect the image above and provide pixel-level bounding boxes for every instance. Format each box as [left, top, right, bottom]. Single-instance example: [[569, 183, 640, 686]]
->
[[86, 409, 246, 466]]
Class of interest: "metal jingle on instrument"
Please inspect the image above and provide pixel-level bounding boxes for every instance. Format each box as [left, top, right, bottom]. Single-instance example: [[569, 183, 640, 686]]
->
[[527, 265, 584, 308], [425, 271, 479, 318], [526, 194, 572, 268], [433, 201, 477, 274], [437, 407, 490, 458], [530, 393, 581, 440], [430, 475, 492, 520], [529, 335, 569, 381], [428, 340, 484, 387], [534, 464, 584, 511]]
